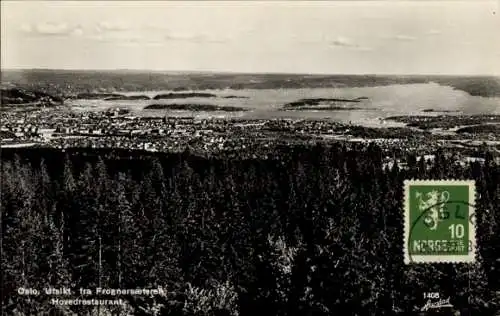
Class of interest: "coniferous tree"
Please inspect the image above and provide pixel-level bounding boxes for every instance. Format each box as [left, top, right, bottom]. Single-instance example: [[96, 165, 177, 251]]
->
[[1, 145, 499, 315], [71, 163, 100, 289]]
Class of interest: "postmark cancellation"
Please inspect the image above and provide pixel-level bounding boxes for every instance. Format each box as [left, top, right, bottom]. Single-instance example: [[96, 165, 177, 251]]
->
[[404, 180, 476, 264]]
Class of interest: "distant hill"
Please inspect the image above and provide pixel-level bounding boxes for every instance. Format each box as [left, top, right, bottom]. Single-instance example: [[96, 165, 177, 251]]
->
[[2, 69, 500, 97], [430, 76, 500, 97], [1, 87, 63, 106]]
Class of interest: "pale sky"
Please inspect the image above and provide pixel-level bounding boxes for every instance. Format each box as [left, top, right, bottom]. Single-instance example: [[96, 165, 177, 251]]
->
[[1, 1, 499, 75]]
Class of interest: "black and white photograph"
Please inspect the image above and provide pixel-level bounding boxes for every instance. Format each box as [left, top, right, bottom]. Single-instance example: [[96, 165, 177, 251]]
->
[[1, 1, 499, 315]]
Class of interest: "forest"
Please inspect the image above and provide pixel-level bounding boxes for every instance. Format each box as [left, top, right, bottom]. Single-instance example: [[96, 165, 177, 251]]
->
[[1, 145, 499, 316]]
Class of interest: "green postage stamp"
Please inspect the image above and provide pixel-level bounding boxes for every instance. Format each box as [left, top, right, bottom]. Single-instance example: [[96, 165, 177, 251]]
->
[[404, 180, 476, 264]]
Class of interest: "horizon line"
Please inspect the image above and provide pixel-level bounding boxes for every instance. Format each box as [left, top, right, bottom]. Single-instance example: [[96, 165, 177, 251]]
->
[[2, 68, 500, 78]]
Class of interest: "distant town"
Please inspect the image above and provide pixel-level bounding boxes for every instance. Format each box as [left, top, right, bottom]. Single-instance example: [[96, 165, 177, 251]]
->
[[2, 103, 499, 167], [2, 74, 500, 169]]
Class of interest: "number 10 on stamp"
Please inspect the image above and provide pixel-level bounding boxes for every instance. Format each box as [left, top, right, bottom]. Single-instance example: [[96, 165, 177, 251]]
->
[[404, 180, 476, 264]]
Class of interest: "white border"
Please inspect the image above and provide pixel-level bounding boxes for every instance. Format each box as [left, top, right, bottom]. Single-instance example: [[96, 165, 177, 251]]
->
[[404, 180, 476, 264]]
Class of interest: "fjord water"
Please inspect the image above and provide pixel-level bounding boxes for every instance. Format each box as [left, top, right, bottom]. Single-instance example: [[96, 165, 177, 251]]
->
[[67, 83, 500, 127]]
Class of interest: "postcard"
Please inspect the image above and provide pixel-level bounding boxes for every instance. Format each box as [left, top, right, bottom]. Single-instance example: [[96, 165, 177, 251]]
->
[[1, 1, 499, 315]]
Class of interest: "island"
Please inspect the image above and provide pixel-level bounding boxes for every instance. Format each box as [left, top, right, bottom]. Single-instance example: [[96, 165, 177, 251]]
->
[[222, 95, 250, 99], [152, 92, 218, 100], [281, 97, 368, 110], [456, 124, 500, 134], [144, 103, 248, 112], [283, 97, 368, 108], [282, 106, 364, 111], [104, 95, 151, 101], [74, 93, 125, 99], [422, 109, 460, 113]]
